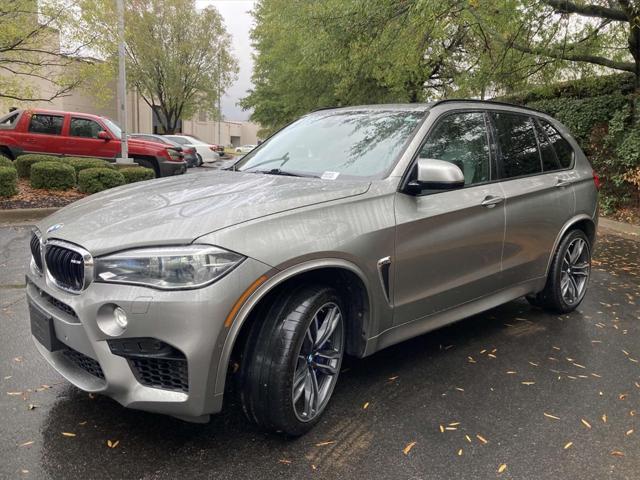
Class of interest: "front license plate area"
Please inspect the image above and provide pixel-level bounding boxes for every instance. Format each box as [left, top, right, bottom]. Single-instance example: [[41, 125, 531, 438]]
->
[[29, 302, 65, 352]]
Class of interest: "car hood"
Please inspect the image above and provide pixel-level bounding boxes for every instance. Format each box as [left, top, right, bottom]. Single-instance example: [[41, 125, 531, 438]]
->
[[38, 171, 371, 255]]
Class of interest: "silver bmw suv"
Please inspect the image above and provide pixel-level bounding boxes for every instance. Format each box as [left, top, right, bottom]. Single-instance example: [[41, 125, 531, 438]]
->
[[26, 100, 598, 435]]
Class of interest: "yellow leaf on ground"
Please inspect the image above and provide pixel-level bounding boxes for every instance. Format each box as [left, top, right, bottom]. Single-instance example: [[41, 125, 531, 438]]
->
[[564, 442, 573, 450], [602, 414, 608, 423], [476, 434, 488, 444], [498, 464, 507, 473], [626, 429, 634, 436], [611, 451, 624, 457], [465, 435, 472, 443], [403, 442, 417, 455], [521, 381, 536, 385], [544, 413, 560, 420], [315, 441, 336, 447], [62, 432, 76, 437], [363, 402, 369, 410], [457, 449, 463, 456], [581, 419, 592, 429], [19, 441, 34, 447]]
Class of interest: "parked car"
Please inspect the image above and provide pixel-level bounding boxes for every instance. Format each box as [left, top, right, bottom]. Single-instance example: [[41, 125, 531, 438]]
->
[[130, 133, 200, 167], [0, 109, 186, 177], [235, 144, 256, 154], [164, 134, 222, 163], [26, 100, 598, 436]]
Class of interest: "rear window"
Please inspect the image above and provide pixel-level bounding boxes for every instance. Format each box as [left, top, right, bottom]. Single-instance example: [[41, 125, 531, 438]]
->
[[29, 114, 63, 135], [491, 112, 541, 178], [0, 111, 19, 128], [539, 120, 574, 169]]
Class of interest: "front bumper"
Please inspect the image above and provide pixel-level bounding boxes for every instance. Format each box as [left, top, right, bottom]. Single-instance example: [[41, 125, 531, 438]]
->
[[26, 256, 271, 420]]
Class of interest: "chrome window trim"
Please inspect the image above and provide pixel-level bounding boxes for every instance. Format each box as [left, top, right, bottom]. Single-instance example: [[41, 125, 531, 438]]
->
[[44, 239, 94, 294]]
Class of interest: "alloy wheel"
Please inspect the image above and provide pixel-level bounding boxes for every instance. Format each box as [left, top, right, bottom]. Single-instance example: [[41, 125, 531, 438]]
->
[[292, 302, 343, 422], [560, 237, 590, 305]]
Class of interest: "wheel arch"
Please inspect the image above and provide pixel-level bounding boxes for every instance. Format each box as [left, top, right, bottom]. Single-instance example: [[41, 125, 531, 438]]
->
[[544, 214, 596, 277], [214, 258, 373, 396]]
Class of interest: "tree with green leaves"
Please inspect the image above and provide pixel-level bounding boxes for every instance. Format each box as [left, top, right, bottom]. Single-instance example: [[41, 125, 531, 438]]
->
[[0, 0, 96, 105], [75, 0, 237, 133]]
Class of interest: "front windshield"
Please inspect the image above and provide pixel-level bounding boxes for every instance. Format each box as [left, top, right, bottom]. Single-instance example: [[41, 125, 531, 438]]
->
[[103, 118, 122, 139], [235, 110, 424, 179]]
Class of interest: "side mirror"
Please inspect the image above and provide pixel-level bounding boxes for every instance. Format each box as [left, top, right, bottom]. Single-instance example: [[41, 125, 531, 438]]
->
[[97, 130, 110, 141], [406, 158, 465, 194]]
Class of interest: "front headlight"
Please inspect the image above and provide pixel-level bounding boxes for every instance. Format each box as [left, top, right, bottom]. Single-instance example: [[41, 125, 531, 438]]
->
[[94, 245, 245, 290]]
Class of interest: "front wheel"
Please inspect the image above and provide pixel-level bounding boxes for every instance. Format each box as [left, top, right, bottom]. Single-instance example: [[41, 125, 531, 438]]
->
[[196, 154, 203, 167], [240, 285, 345, 436], [527, 229, 591, 313]]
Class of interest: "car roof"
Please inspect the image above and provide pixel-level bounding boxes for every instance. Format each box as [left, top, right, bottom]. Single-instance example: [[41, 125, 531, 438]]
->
[[13, 108, 109, 119]]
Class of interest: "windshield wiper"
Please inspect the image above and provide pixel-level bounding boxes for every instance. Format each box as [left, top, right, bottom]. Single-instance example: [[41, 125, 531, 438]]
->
[[254, 168, 319, 178], [243, 153, 289, 171]]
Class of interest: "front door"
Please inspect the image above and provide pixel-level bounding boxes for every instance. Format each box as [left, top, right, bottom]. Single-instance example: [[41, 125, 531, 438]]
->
[[63, 116, 119, 159], [393, 111, 505, 326]]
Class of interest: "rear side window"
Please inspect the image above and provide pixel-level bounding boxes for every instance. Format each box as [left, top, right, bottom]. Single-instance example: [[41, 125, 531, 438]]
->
[[0, 112, 19, 127], [539, 120, 574, 169], [70, 117, 103, 138], [419, 112, 490, 186], [491, 112, 541, 178], [29, 114, 63, 135], [534, 121, 560, 171]]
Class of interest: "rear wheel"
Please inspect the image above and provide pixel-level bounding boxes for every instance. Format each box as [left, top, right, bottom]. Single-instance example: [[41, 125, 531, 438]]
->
[[240, 285, 345, 436], [196, 154, 203, 167], [527, 229, 591, 313]]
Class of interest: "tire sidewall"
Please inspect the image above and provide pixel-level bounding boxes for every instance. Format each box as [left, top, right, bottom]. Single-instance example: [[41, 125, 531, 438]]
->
[[552, 230, 591, 311]]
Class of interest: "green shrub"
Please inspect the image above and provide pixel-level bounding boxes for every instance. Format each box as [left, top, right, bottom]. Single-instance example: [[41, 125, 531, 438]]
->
[[15, 154, 64, 178], [0, 156, 15, 169], [78, 167, 125, 194], [63, 157, 115, 175], [30, 162, 76, 190], [0, 166, 17, 197], [119, 166, 155, 184]]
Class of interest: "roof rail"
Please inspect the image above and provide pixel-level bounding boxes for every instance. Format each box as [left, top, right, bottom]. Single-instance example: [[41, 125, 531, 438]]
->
[[430, 98, 550, 116]]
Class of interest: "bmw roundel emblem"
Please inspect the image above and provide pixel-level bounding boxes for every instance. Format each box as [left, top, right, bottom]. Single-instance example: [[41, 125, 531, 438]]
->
[[47, 223, 64, 234]]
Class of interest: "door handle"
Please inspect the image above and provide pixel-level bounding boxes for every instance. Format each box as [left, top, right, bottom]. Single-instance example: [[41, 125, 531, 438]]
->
[[555, 178, 574, 188], [481, 195, 504, 208]]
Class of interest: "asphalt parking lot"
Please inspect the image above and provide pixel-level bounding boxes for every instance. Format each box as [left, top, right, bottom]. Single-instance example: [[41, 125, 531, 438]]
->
[[0, 223, 638, 479]]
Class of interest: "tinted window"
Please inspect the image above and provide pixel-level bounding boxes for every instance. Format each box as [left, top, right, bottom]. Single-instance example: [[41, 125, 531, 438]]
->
[[70, 118, 103, 138], [166, 136, 190, 145], [0, 112, 19, 127], [29, 114, 63, 135], [419, 112, 490, 185], [539, 120, 574, 169], [492, 113, 541, 178], [534, 121, 560, 171]]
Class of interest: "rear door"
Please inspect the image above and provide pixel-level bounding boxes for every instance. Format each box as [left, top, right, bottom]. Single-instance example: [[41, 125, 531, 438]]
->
[[64, 116, 119, 159], [491, 111, 576, 285], [393, 111, 506, 326], [23, 113, 66, 155]]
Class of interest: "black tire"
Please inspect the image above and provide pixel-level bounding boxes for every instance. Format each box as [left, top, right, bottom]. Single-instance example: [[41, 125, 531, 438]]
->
[[527, 229, 591, 313], [239, 284, 345, 436], [132, 157, 159, 178], [197, 154, 203, 167]]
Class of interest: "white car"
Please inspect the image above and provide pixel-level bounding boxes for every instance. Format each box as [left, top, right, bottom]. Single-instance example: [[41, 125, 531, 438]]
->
[[235, 144, 257, 154], [164, 135, 222, 164]]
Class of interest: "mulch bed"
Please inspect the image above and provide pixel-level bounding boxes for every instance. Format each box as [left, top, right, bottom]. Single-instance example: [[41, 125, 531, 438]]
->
[[0, 179, 86, 210], [605, 206, 640, 226]]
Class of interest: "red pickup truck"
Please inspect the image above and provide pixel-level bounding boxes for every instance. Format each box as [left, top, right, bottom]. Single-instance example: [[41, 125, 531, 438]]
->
[[0, 109, 186, 177]]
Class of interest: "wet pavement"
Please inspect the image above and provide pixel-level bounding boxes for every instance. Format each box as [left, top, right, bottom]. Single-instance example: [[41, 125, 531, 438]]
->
[[0, 225, 638, 479]]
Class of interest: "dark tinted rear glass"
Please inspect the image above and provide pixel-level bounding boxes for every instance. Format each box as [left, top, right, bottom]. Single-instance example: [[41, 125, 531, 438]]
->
[[29, 114, 63, 135], [539, 120, 574, 169], [534, 120, 560, 171], [491, 113, 541, 178]]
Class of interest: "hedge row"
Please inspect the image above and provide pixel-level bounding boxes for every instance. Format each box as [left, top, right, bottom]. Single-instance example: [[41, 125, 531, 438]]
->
[[0, 154, 155, 196]]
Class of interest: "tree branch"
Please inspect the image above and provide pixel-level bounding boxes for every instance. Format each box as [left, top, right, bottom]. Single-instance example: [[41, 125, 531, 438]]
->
[[542, 0, 628, 21]]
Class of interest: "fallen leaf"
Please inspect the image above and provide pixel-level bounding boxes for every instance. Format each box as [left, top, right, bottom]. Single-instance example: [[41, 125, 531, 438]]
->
[[465, 435, 472, 443], [611, 451, 624, 457], [544, 413, 560, 420], [27, 404, 37, 410], [506, 370, 517, 374], [602, 414, 608, 423], [521, 381, 536, 385], [476, 434, 488, 444], [498, 464, 507, 473], [315, 441, 336, 447], [581, 419, 591, 429], [278, 459, 292, 464], [19, 441, 34, 447], [457, 448, 463, 456], [363, 402, 369, 410], [626, 429, 634, 436], [564, 442, 573, 450], [7, 391, 23, 396], [388, 376, 399, 381], [61, 432, 76, 437], [403, 441, 417, 455], [439, 425, 445, 433]]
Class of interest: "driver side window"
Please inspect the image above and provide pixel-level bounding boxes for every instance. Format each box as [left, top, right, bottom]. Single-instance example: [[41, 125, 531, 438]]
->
[[419, 112, 490, 186]]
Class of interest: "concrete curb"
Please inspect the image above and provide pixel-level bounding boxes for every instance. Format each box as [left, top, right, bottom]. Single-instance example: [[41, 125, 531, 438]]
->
[[599, 217, 639, 238], [0, 207, 59, 225]]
